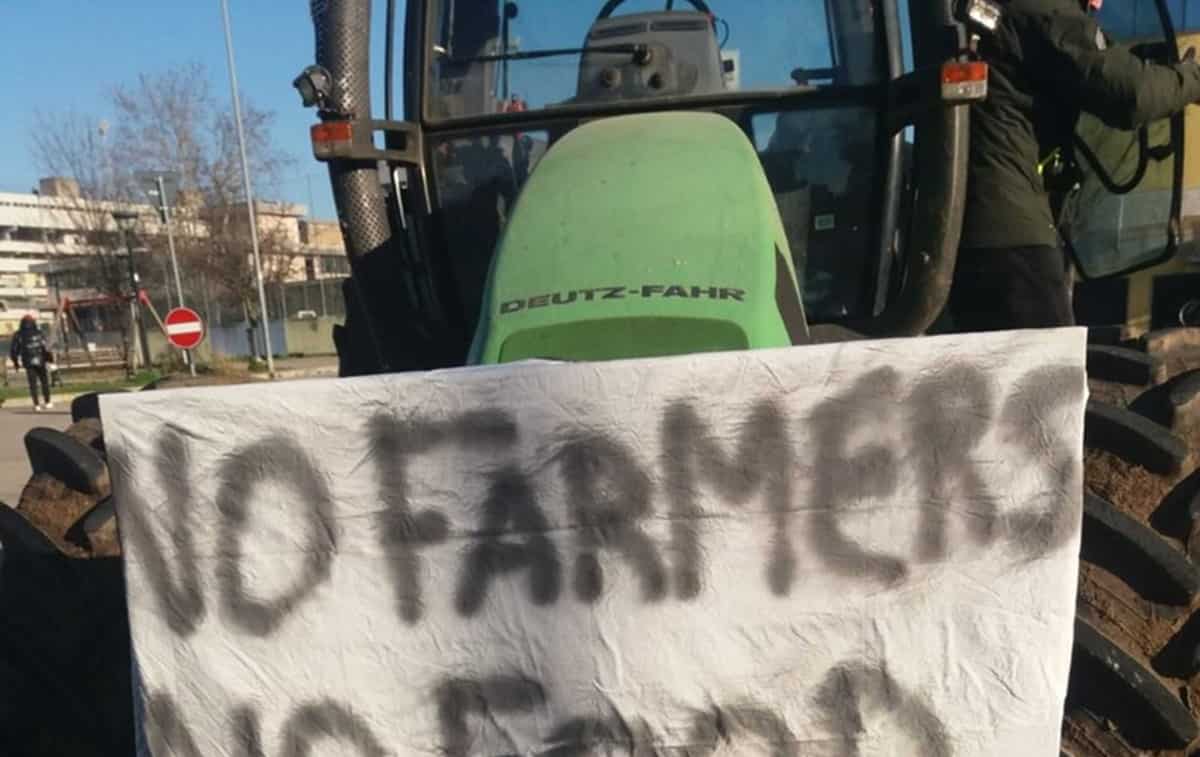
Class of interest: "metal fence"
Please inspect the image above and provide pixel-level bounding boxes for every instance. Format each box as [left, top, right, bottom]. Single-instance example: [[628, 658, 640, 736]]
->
[[33, 275, 351, 366], [181, 277, 348, 328], [275, 277, 347, 322], [207, 319, 289, 358]]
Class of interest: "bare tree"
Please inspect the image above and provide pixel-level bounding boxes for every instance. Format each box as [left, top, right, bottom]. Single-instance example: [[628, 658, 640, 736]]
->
[[109, 63, 295, 314], [110, 64, 289, 204], [187, 209, 296, 327], [29, 62, 296, 362], [28, 110, 143, 369], [29, 111, 136, 300]]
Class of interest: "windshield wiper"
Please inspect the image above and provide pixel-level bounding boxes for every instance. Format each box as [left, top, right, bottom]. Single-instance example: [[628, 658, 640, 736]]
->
[[450, 43, 650, 64]]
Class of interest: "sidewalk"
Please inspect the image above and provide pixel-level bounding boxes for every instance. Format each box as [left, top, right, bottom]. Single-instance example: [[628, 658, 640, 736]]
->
[[0, 404, 71, 505], [1, 356, 340, 407], [0, 356, 341, 505], [256, 355, 339, 381], [3, 392, 85, 410]]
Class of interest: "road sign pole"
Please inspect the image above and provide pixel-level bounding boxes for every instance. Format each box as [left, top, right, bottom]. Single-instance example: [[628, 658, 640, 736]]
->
[[156, 175, 195, 376]]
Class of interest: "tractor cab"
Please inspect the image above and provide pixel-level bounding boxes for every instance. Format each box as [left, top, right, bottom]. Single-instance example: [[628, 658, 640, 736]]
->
[[301, 0, 992, 373], [431, 0, 734, 117], [427, 0, 891, 337], [302, 0, 1193, 373]]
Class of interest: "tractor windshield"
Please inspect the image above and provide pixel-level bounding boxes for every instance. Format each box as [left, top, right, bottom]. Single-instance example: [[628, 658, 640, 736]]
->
[[420, 0, 901, 328], [426, 0, 883, 120]]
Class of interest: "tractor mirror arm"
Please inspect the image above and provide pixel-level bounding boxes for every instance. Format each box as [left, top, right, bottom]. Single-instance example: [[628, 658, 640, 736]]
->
[[309, 118, 424, 166], [886, 61, 987, 135]]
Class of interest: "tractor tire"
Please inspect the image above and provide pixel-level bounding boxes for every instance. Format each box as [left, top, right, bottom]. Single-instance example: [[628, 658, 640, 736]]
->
[[0, 376, 232, 756], [0, 413, 131, 755], [70, 389, 128, 423], [1064, 327, 1200, 755], [23, 427, 109, 498]]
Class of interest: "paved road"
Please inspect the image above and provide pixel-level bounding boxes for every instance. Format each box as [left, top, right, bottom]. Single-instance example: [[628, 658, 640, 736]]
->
[[0, 357, 339, 506], [0, 404, 71, 506]]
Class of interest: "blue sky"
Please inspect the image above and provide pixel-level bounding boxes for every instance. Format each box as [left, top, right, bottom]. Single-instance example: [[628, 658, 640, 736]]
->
[[1, 1, 366, 220], [1, 1, 912, 223]]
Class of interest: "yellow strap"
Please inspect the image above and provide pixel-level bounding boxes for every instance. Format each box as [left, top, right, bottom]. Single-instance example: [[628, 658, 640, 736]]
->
[[1037, 148, 1061, 177]]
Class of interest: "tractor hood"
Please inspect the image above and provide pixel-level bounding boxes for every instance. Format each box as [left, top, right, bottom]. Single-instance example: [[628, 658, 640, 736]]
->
[[468, 111, 807, 364]]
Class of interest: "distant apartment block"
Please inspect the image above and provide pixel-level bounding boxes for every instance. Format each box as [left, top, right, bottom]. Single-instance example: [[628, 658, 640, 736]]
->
[[0, 177, 349, 325]]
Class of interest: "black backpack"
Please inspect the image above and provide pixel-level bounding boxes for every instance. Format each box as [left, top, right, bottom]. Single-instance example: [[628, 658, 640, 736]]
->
[[21, 329, 46, 368]]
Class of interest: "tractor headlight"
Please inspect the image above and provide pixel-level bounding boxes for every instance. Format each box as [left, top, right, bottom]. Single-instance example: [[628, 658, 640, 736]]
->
[[958, 0, 1003, 33], [293, 65, 333, 110]]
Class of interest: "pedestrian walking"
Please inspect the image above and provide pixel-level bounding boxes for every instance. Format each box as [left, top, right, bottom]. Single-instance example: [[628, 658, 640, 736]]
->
[[10, 315, 53, 411]]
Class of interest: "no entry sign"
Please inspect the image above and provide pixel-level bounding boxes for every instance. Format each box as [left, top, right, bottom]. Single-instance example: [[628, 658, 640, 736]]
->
[[164, 307, 205, 350]]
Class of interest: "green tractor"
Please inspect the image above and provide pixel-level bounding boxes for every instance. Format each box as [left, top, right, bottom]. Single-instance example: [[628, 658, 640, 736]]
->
[[5, 0, 1200, 755], [295, 0, 1200, 753], [303, 0, 959, 371]]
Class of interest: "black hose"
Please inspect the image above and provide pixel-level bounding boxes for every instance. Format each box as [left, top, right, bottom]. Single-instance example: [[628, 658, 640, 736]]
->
[[1072, 128, 1151, 196], [310, 0, 390, 264], [311, 0, 392, 369]]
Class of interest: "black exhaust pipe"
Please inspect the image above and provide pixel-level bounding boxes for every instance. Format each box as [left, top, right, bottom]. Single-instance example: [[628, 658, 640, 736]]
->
[[310, 0, 397, 373], [310, 1, 468, 374], [311, 0, 392, 266]]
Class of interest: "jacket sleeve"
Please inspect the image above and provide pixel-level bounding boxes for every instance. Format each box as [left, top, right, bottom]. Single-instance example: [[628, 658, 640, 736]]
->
[[1026, 10, 1200, 130], [9, 336, 20, 367]]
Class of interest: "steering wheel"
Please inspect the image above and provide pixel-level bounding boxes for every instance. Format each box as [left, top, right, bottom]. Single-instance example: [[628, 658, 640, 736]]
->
[[596, 0, 713, 20]]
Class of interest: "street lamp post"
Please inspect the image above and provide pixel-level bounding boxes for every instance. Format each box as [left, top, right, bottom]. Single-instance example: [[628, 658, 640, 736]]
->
[[154, 175, 185, 309], [112, 210, 151, 374], [220, 0, 275, 378]]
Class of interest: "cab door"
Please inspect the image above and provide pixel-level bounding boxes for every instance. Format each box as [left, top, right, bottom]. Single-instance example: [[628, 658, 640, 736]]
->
[[1062, 0, 1185, 280]]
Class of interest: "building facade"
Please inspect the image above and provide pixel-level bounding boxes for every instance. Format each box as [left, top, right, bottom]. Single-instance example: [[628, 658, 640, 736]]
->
[[0, 177, 349, 333]]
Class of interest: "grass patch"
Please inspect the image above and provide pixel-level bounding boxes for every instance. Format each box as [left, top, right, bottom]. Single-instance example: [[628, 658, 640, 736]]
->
[[0, 369, 162, 401]]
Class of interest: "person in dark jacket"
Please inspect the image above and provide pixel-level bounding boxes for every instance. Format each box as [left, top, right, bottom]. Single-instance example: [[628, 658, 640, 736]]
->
[[950, 0, 1200, 331], [11, 315, 53, 411]]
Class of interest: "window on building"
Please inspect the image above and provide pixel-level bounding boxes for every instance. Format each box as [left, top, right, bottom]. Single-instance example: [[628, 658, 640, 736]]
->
[[320, 255, 350, 276]]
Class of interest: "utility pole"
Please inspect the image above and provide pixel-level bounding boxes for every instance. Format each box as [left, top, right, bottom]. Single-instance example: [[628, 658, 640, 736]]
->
[[115, 217, 152, 372], [153, 174, 196, 376], [156, 175, 186, 309], [220, 0, 275, 378]]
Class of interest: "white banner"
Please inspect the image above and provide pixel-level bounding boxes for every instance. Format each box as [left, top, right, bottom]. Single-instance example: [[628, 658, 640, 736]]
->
[[104, 328, 1088, 756]]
